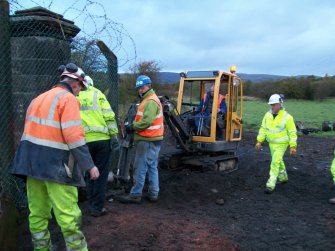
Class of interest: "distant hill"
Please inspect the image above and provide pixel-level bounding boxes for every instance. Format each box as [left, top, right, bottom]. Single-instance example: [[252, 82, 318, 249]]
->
[[157, 71, 299, 84]]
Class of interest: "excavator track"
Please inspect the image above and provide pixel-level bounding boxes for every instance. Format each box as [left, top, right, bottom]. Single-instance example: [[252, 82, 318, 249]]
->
[[159, 148, 238, 173]]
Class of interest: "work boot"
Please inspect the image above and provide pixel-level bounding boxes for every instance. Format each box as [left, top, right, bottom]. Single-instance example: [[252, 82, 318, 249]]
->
[[328, 197, 335, 204], [277, 180, 288, 185], [264, 187, 274, 194], [90, 207, 108, 217], [118, 194, 141, 204], [144, 193, 158, 202]]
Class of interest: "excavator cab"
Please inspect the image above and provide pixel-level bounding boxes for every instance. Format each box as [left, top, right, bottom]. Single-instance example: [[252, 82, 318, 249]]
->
[[160, 68, 243, 171], [178, 70, 243, 144]]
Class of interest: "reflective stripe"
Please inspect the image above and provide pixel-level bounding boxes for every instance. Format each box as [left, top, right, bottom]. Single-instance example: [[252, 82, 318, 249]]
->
[[61, 120, 82, 129], [22, 134, 69, 150], [68, 138, 86, 149], [33, 239, 50, 247], [48, 91, 68, 120], [83, 126, 109, 133], [267, 128, 285, 133], [93, 91, 98, 106], [80, 106, 102, 111], [64, 233, 85, 243], [27, 116, 82, 130], [32, 230, 49, 240], [103, 108, 114, 114], [269, 136, 289, 143], [147, 125, 164, 130], [258, 132, 266, 136], [137, 111, 162, 119], [267, 181, 276, 187], [66, 239, 87, 251], [22, 134, 85, 150], [290, 138, 297, 141], [108, 123, 118, 130], [280, 112, 289, 129], [27, 115, 60, 128], [288, 130, 297, 133], [80, 91, 102, 111]]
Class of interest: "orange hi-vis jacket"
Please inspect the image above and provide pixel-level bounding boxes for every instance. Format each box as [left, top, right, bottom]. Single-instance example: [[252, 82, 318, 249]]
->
[[135, 93, 164, 138], [202, 93, 225, 112], [10, 85, 94, 187]]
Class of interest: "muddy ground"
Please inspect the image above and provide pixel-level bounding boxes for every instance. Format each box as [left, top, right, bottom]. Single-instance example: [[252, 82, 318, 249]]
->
[[18, 131, 335, 250]]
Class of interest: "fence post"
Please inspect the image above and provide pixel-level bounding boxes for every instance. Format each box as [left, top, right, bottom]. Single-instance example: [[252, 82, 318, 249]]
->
[[96, 40, 119, 118], [0, 0, 14, 170]]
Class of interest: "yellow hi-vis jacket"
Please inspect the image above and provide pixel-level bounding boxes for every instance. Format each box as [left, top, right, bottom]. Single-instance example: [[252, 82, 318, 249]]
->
[[77, 86, 118, 143], [257, 109, 297, 148]]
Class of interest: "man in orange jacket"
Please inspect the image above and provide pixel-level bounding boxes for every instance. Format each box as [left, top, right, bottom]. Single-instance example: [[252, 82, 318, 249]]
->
[[10, 63, 99, 251], [119, 75, 164, 204]]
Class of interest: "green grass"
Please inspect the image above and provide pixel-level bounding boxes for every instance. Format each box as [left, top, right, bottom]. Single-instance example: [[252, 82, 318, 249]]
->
[[242, 99, 335, 137]]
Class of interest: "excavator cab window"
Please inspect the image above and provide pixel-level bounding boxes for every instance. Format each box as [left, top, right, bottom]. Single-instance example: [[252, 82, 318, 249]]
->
[[180, 80, 201, 114]]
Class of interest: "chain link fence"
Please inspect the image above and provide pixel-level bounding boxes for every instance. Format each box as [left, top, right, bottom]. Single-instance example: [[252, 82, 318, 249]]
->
[[0, 2, 119, 207]]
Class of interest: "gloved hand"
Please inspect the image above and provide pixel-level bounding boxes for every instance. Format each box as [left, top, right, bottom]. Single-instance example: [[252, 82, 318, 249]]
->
[[125, 124, 134, 134], [290, 147, 297, 156], [110, 136, 119, 151], [255, 142, 262, 151]]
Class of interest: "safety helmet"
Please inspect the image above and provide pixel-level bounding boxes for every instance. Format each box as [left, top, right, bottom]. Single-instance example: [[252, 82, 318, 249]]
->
[[135, 75, 152, 88], [268, 94, 283, 105], [84, 75, 94, 87], [59, 63, 88, 90]]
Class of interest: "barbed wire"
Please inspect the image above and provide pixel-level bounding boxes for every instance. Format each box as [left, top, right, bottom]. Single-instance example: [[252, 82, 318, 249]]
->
[[8, 0, 137, 68]]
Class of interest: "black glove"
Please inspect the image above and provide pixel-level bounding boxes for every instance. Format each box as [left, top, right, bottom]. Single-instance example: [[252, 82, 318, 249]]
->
[[125, 124, 134, 134], [110, 136, 119, 151]]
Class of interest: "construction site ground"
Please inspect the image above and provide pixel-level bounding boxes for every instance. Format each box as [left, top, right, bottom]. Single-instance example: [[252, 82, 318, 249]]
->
[[18, 131, 335, 250]]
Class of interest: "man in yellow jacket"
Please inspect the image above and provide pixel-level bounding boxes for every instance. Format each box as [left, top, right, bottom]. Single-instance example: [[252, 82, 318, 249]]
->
[[256, 94, 298, 194], [328, 156, 335, 204], [77, 76, 118, 216]]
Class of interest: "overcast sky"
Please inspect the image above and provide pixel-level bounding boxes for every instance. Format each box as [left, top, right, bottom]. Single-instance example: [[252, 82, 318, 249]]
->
[[18, 0, 335, 76]]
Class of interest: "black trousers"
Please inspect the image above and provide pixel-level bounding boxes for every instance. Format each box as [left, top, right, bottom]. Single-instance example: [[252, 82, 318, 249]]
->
[[86, 139, 110, 213]]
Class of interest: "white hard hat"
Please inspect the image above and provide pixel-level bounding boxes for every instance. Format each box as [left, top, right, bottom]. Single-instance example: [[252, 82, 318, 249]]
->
[[84, 75, 94, 87], [60, 63, 88, 90], [268, 94, 283, 105]]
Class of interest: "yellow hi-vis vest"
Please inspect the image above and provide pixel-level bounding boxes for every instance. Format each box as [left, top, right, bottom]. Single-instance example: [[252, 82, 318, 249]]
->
[[257, 109, 297, 148]]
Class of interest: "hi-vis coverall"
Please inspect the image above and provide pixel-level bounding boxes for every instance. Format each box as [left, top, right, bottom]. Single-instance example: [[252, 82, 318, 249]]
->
[[257, 109, 298, 190], [11, 84, 94, 251], [330, 156, 335, 184]]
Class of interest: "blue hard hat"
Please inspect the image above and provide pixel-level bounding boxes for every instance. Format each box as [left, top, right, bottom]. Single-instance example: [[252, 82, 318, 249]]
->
[[135, 75, 152, 88]]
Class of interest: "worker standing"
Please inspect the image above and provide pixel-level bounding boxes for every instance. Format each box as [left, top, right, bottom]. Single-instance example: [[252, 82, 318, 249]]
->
[[119, 75, 164, 203], [10, 63, 99, 251], [77, 75, 118, 216], [328, 153, 335, 203], [255, 94, 297, 194]]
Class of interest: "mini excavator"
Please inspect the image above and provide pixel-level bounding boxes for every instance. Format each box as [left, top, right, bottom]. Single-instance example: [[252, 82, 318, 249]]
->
[[116, 67, 243, 181]]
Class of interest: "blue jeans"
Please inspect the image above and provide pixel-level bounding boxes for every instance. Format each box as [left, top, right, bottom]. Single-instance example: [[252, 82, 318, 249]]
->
[[130, 140, 162, 197]]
